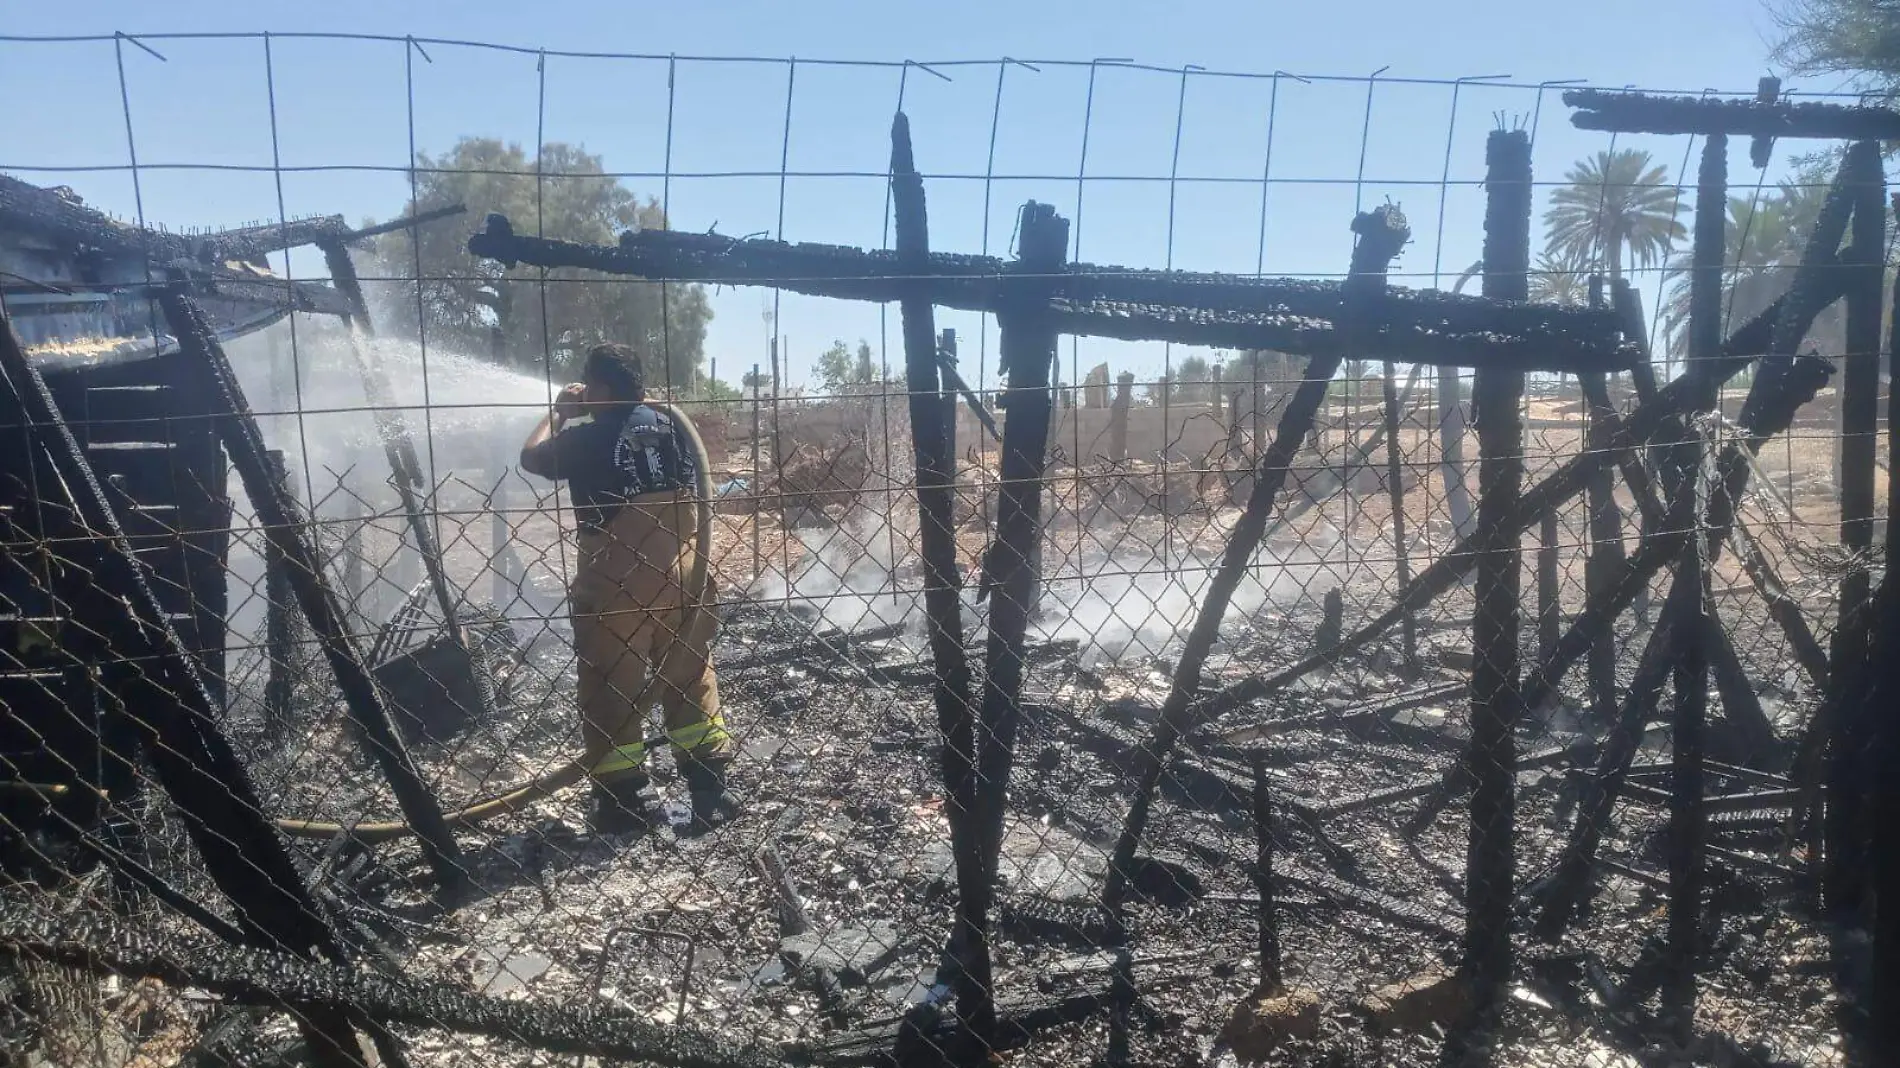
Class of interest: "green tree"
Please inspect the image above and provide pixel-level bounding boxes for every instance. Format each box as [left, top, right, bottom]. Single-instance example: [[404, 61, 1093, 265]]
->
[[1773, 0, 1900, 97], [699, 376, 741, 401], [1172, 354, 1212, 402], [1543, 149, 1685, 281], [741, 369, 768, 394], [369, 137, 713, 390], [814, 338, 880, 392]]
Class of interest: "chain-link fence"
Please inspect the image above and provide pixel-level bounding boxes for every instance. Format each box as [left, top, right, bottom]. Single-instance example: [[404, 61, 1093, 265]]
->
[[2, 34, 1898, 1068]]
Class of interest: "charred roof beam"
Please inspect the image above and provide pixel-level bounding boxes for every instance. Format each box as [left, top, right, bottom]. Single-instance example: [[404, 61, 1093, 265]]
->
[[1566, 87, 1900, 140], [467, 213, 1639, 374]]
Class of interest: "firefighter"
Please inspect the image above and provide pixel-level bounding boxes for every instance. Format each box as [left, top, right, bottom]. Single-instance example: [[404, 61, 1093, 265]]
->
[[519, 343, 739, 834]]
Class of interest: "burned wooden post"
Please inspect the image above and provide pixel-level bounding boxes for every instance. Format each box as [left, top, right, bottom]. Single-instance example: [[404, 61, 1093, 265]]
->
[[1662, 131, 1728, 1040], [0, 309, 382, 1068], [973, 201, 1068, 888], [1826, 140, 1886, 915], [890, 112, 990, 1038], [1314, 588, 1344, 655], [1105, 204, 1412, 916], [1538, 511, 1560, 663], [1252, 755, 1281, 990], [1580, 370, 1628, 721], [1870, 192, 1900, 1068], [1439, 366, 1474, 539], [1665, 443, 1711, 1042], [158, 290, 472, 905], [1380, 357, 1417, 671], [1458, 127, 1531, 1032], [1110, 371, 1134, 462], [264, 449, 297, 730]]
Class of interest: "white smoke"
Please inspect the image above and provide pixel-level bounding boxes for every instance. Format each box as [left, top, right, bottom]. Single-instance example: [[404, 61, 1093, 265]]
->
[[756, 499, 1346, 665], [754, 508, 925, 635]]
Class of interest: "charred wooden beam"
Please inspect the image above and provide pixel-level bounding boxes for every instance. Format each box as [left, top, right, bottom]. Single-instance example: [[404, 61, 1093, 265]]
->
[[1252, 756, 1281, 991], [0, 173, 348, 264], [0, 915, 774, 1068], [0, 308, 375, 1068], [1566, 87, 1900, 141], [264, 449, 298, 731], [890, 113, 990, 1038], [1873, 203, 1900, 1068], [158, 290, 472, 904], [1666, 144, 1722, 1036], [1706, 613, 1780, 770], [967, 201, 1068, 1044], [1046, 298, 1634, 373], [467, 215, 1636, 373], [1826, 141, 1886, 914], [1382, 358, 1418, 672], [1729, 515, 1828, 688], [1538, 511, 1561, 663], [1103, 204, 1411, 917], [1749, 77, 1783, 169], [338, 203, 468, 246], [1460, 128, 1532, 1024], [1579, 371, 1629, 724], [1666, 430, 1712, 1042]]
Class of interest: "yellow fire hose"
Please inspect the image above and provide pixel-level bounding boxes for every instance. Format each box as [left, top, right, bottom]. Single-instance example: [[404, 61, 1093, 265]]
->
[[274, 401, 715, 844]]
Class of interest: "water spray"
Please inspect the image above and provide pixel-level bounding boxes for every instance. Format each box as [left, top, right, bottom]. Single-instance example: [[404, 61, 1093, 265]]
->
[[273, 401, 716, 843]]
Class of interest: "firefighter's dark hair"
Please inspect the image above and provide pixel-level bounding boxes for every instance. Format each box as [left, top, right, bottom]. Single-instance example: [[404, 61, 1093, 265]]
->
[[581, 343, 645, 402]]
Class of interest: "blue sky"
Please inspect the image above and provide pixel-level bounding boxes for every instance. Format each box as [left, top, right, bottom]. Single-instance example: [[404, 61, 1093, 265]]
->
[[0, 0, 1825, 391]]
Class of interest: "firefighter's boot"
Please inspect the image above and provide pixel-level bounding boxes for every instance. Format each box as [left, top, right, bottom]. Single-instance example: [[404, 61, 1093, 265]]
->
[[589, 773, 659, 837], [681, 757, 741, 832]]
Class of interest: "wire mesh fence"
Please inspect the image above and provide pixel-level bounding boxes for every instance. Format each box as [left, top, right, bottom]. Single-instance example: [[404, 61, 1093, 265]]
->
[[1, 31, 1897, 1068]]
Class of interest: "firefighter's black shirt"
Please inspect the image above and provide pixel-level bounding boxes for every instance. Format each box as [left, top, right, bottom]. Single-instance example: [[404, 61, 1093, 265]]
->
[[523, 404, 695, 533]]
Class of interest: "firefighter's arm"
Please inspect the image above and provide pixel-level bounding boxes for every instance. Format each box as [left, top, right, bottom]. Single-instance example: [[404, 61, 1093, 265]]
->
[[519, 384, 586, 477]]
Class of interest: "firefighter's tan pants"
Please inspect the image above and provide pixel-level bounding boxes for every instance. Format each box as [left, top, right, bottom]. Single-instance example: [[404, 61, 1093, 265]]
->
[[571, 490, 733, 783]]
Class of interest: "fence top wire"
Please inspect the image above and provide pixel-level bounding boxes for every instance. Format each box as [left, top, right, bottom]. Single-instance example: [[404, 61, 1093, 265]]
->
[[0, 30, 1883, 98]]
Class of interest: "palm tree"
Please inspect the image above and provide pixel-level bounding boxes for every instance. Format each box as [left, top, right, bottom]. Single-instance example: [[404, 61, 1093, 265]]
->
[[1544, 149, 1686, 281], [1529, 246, 1593, 306], [1661, 176, 1840, 363]]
